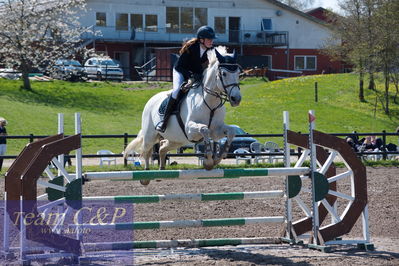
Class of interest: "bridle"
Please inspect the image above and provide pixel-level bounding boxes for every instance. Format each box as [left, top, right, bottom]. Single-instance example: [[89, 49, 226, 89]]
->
[[203, 63, 242, 102], [201, 62, 242, 128]]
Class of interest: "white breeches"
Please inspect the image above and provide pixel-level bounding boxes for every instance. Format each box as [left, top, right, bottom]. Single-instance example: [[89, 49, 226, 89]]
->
[[172, 68, 185, 99]]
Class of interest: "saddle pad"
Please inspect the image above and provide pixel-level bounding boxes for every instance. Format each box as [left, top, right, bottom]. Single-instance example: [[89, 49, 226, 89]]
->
[[158, 86, 195, 115], [158, 97, 182, 116], [158, 97, 169, 115]]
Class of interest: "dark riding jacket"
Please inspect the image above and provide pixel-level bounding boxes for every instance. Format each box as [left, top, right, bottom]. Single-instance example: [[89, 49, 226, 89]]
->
[[174, 41, 210, 80]]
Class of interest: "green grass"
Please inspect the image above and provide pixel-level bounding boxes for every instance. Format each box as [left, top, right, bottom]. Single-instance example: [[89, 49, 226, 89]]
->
[[0, 73, 398, 157]]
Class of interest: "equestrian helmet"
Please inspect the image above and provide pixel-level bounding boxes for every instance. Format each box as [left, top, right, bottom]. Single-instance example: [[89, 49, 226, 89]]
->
[[197, 26, 216, 39]]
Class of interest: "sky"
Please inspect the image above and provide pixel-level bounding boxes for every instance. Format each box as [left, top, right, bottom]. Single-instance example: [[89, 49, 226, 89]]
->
[[314, 0, 341, 13]]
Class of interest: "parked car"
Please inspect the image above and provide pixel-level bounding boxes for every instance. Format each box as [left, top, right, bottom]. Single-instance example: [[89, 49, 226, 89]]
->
[[52, 59, 86, 81], [0, 68, 21, 80], [84, 57, 124, 81], [195, 125, 258, 157]]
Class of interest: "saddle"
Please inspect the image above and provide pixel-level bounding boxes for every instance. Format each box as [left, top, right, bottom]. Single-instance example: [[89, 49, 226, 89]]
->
[[158, 79, 203, 143], [158, 79, 201, 115]]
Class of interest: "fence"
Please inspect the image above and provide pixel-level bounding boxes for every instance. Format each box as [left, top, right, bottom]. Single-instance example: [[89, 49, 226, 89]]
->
[[1, 131, 398, 163]]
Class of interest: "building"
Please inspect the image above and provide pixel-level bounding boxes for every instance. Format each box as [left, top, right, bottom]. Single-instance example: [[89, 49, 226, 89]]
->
[[79, 0, 343, 80]]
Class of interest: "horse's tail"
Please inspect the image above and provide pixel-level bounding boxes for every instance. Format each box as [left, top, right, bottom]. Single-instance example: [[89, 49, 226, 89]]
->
[[123, 130, 144, 159]]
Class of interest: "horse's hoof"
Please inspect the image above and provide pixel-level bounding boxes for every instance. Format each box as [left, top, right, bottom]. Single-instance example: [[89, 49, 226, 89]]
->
[[213, 156, 222, 165], [204, 159, 214, 170], [204, 164, 214, 170], [140, 180, 151, 186]]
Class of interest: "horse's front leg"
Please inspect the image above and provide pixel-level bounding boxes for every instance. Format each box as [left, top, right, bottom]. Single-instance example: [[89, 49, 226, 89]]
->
[[159, 139, 169, 170], [140, 149, 152, 185], [213, 125, 236, 165], [187, 122, 214, 170], [200, 127, 214, 170]]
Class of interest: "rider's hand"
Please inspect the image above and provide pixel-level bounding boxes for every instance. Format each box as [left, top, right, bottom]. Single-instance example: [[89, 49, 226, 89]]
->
[[192, 73, 202, 82]]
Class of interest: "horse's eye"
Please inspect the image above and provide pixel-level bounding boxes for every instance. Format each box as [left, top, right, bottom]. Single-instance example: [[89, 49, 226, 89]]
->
[[222, 72, 227, 77]]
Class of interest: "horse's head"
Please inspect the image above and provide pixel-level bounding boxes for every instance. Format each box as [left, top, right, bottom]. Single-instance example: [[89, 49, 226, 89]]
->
[[207, 47, 242, 107]]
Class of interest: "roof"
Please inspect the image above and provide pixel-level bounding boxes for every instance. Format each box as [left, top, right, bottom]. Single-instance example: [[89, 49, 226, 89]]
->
[[304, 7, 327, 13], [304, 6, 340, 23], [264, 0, 328, 27]]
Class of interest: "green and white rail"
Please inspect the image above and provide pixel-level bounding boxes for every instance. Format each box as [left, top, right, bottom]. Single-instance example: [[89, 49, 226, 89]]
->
[[84, 167, 310, 181]]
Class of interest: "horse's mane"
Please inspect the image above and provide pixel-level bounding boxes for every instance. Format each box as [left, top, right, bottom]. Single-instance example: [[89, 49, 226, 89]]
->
[[207, 46, 228, 67], [203, 46, 230, 88]]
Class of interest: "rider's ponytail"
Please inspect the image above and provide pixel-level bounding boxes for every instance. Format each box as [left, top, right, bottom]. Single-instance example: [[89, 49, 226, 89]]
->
[[179, 38, 198, 55]]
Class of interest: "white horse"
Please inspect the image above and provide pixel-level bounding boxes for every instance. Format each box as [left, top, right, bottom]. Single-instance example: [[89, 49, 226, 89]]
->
[[124, 46, 242, 179]]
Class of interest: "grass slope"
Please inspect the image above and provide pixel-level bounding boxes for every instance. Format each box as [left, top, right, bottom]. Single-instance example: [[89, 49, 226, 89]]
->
[[0, 73, 398, 155]]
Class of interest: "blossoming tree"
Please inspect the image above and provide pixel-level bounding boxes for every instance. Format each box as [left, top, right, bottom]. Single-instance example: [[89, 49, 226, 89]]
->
[[0, 0, 93, 90]]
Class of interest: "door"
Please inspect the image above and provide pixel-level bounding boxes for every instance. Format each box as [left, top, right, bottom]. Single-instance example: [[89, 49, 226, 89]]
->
[[229, 17, 240, 43], [85, 59, 96, 77], [114, 51, 130, 79]]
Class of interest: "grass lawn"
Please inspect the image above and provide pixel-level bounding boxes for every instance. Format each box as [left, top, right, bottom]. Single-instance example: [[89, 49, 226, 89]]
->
[[0, 73, 398, 156]]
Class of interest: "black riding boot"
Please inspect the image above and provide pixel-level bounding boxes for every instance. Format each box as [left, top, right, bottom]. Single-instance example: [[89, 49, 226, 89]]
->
[[156, 96, 177, 132]]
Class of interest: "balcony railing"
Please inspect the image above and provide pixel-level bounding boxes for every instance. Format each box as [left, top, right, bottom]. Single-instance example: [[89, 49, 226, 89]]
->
[[82, 26, 288, 46]]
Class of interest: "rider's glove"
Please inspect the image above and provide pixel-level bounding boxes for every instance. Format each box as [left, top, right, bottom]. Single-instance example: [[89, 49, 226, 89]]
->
[[192, 73, 202, 82]]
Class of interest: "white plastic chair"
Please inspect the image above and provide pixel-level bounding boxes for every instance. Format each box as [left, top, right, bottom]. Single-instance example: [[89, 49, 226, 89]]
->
[[194, 143, 204, 166], [387, 147, 399, 160], [125, 151, 142, 166], [97, 150, 117, 167], [264, 141, 284, 164], [233, 148, 252, 165], [362, 148, 383, 161], [250, 142, 268, 164]]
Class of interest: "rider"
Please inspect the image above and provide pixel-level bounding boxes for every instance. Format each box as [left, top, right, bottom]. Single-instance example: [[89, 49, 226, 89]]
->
[[156, 25, 216, 132]]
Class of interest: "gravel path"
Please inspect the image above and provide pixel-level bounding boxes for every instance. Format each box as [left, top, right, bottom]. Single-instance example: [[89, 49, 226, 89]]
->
[[1, 166, 398, 265]]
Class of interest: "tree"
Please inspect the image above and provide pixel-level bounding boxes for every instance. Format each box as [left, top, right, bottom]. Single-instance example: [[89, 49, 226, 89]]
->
[[323, 0, 368, 102], [0, 0, 92, 90], [323, 0, 399, 114], [372, 0, 399, 114]]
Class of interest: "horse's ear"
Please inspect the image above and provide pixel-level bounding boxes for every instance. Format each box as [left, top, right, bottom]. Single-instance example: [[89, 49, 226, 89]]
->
[[232, 49, 238, 62], [215, 49, 225, 63]]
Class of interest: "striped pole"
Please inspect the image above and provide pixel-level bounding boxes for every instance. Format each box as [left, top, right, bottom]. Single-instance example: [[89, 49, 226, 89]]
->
[[84, 237, 281, 251], [83, 190, 284, 203], [84, 167, 310, 181], [73, 216, 285, 230], [308, 110, 319, 245]]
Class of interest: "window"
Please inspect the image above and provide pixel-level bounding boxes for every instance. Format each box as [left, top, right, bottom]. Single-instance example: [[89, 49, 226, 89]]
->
[[96, 12, 106, 27], [194, 8, 207, 30], [295, 56, 317, 70], [131, 14, 143, 31], [181, 7, 193, 33], [214, 17, 226, 34], [145, 14, 158, 32], [166, 7, 179, 33], [116, 13, 128, 31], [264, 55, 272, 68], [262, 18, 272, 31], [166, 7, 207, 33]]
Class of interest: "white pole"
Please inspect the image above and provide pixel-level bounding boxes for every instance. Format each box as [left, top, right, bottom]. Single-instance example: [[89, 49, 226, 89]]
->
[[57, 114, 64, 176], [308, 110, 319, 245], [74, 113, 83, 241], [362, 205, 371, 242], [283, 111, 293, 240], [75, 113, 82, 179], [20, 196, 26, 261], [3, 191, 9, 253]]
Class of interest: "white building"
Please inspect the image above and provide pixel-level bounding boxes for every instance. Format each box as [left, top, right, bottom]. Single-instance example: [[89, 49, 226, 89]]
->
[[79, 0, 342, 80]]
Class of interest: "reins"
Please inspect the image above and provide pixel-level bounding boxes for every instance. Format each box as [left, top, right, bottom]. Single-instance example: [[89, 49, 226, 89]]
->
[[202, 63, 241, 128], [178, 61, 241, 142]]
